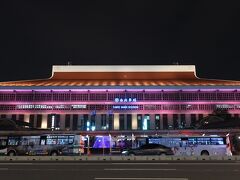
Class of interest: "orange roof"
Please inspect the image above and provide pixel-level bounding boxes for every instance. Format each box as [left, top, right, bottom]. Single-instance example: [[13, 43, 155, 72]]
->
[[0, 65, 240, 87]]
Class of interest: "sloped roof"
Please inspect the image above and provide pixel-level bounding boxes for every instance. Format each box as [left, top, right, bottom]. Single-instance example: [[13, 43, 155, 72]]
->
[[0, 65, 240, 87]]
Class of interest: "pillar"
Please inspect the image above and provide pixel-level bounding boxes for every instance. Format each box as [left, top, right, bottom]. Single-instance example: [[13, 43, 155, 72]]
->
[[24, 114, 30, 123], [70, 114, 73, 130], [95, 114, 101, 131], [150, 114, 155, 130], [60, 114, 65, 130], [185, 114, 191, 128], [132, 114, 137, 130], [41, 114, 47, 129], [114, 113, 119, 130]]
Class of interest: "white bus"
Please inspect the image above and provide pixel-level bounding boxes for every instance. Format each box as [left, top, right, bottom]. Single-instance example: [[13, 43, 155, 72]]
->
[[147, 135, 232, 156], [0, 134, 85, 156]]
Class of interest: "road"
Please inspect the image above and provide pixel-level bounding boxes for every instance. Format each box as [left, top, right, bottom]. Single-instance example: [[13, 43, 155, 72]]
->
[[0, 160, 240, 180]]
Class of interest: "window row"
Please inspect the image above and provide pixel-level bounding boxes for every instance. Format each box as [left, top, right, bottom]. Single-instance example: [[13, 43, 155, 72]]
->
[[0, 91, 240, 101], [0, 104, 239, 111]]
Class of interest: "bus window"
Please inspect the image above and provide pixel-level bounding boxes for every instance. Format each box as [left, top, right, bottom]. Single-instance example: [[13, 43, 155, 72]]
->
[[57, 136, 69, 145], [197, 137, 211, 145], [8, 137, 20, 146], [46, 138, 57, 145], [210, 138, 225, 145], [0, 138, 7, 147], [68, 136, 74, 144], [188, 138, 197, 145]]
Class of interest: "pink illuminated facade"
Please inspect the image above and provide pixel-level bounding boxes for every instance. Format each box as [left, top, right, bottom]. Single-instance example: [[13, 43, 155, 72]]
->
[[0, 65, 240, 131]]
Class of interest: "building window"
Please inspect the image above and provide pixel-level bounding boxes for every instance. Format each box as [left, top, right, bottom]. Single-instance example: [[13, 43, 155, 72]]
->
[[234, 114, 239, 119], [180, 114, 186, 129], [0, 114, 6, 118], [47, 114, 60, 129], [29, 114, 35, 127], [163, 114, 168, 130], [101, 114, 107, 130], [126, 114, 132, 130], [36, 115, 42, 128], [47, 114, 52, 129], [173, 114, 179, 129], [190, 114, 197, 127], [12, 114, 17, 121], [83, 114, 89, 131], [198, 114, 203, 121], [72, 114, 78, 130], [119, 114, 125, 130], [137, 114, 142, 130], [65, 114, 71, 129], [143, 114, 150, 130], [155, 114, 160, 130], [55, 114, 60, 129], [19, 114, 24, 122], [90, 114, 96, 131], [108, 114, 114, 130]]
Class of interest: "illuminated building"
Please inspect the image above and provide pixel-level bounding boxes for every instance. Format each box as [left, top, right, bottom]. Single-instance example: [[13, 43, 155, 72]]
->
[[0, 65, 240, 132]]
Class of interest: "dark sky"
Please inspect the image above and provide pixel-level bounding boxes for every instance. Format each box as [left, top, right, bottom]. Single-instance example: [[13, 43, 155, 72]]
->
[[1, 1, 240, 82]]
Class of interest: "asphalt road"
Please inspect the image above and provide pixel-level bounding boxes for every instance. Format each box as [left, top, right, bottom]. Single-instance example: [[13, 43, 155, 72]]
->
[[0, 161, 240, 180]]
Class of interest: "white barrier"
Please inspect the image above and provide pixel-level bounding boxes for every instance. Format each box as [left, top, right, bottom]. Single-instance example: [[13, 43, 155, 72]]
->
[[0, 155, 240, 161]]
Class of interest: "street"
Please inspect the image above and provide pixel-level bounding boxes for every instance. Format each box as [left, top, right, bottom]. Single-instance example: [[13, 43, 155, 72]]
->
[[0, 160, 240, 180]]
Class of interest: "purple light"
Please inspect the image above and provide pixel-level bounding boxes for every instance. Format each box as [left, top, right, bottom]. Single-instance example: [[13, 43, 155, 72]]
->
[[93, 136, 111, 148]]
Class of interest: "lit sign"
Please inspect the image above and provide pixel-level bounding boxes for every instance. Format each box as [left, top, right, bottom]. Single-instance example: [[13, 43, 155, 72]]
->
[[71, 105, 87, 109], [16, 104, 53, 109], [16, 104, 87, 110], [112, 105, 139, 110], [216, 104, 234, 109], [114, 98, 137, 103]]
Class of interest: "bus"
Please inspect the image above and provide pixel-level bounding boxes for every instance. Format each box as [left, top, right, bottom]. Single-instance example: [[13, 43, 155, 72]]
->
[[146, 135, 232, 156], [0, 134, 85, 156]]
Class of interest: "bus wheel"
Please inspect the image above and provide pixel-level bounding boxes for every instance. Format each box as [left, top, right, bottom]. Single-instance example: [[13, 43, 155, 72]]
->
[[201, 150, 209, 156], [129, 153, 135, 156], [50, 151, 58, 156], [8, 151, 16, 156]]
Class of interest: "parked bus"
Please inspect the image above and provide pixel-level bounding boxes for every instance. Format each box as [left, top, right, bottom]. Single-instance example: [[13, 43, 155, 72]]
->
[[146, 135, 232, 156], [0, 134, 84, 156]]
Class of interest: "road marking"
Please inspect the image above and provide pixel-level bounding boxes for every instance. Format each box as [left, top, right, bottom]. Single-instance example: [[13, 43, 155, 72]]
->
[[95, 178, 188, 180], [0, 163, 108, 166], [112, 162, 240, 165], [104, 169, 176, 171], [0, 168, 8, 170], [0, 163, 33, 165], [112, 163, 170, 165]]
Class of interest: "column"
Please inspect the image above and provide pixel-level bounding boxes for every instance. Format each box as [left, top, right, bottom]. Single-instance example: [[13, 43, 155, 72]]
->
[[70, 114, 73, 130], [168, 114, 173, 129], [124, 114, 127, 130], [41, 114, 47, 129], [95, 114, 101, 130], [132, 114, 137, 130], [33, 115, 37, 128], [60, 114, 65, 130], [160, 114, 164, 130], [114, 113, 119, 130], [24, 114, 30, 123], [185, 114, 191, 128], [150, 114, 155, 130]]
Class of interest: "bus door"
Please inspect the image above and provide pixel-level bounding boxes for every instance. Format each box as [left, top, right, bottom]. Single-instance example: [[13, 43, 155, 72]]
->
[[0, 137, 8, 155], [177, 138, 191, 156], [27, 136, 47, 155]]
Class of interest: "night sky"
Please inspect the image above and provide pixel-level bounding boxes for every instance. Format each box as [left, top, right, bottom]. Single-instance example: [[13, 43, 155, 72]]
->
[[1, 1, 240, 82]]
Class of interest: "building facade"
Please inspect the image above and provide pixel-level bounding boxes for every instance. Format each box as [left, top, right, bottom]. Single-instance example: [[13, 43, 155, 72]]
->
[[0, 65, 240, 132]]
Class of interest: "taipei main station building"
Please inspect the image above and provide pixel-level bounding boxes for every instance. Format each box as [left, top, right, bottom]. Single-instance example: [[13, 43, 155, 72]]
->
[[0, 65, 240, 135]]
